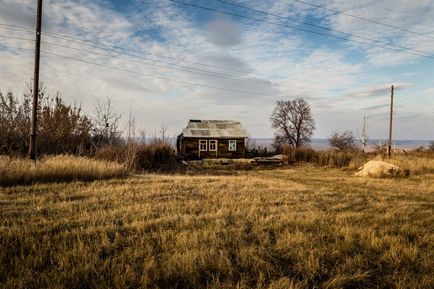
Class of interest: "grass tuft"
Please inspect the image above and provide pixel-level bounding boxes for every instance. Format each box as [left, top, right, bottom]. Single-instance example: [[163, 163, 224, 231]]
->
[[0, 155, 127, 186]]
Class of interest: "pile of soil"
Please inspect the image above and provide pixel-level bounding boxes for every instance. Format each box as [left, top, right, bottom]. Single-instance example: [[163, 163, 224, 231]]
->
[[355, 160, 403, 178]]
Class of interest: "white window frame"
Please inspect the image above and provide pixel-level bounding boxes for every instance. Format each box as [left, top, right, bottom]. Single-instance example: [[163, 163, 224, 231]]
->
[[209, 140, 217, 151], [199, 140, 207, 151], [228, 140, 237, 151]]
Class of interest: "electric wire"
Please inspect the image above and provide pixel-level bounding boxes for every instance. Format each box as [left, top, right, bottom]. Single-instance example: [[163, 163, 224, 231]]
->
[[291, 0, 434, 40], [170, 0, 434, 59]]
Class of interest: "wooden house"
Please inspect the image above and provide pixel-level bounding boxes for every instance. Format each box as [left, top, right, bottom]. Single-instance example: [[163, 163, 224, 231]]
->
[[177, 120, 248, 159]]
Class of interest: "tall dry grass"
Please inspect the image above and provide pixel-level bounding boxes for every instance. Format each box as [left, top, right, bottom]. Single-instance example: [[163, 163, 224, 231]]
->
[[0, 155, 127, 186], [282, 147, 434, 175], [0, 167, 433, 288], [375, 153, 434, 175]]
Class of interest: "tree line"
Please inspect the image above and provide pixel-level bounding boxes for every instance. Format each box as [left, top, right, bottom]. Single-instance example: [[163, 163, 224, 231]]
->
[[2, 85, 432, 159]]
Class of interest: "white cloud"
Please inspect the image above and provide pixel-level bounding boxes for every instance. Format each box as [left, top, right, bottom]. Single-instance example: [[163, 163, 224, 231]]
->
[[0, 0, 433, 139]]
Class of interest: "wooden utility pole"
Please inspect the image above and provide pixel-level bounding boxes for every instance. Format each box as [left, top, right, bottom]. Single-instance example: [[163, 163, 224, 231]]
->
[[387, 85, 394, 156], [29, 0, 43, 160]]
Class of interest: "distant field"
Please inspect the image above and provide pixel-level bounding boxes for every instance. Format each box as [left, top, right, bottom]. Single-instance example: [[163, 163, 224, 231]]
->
[[1, 166, 433, 288]]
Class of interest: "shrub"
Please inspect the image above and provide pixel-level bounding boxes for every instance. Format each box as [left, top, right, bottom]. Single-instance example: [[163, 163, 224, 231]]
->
[[96, 142, 178, 172], [0, 88, 92, 156], [281, 147, 366, 169], [328, 130, 356, 151], [135, 142, 178, 171], [283, 146, 318, 164]]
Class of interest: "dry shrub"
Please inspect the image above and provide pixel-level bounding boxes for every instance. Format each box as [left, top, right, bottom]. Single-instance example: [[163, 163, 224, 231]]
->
[[283, 146, 318, 164], [135, 142, 178, 171], [0, 155, 127, 186], [282, 146, 366, 169], [96, 142, 178, 172], [318, 150, 366, 169]]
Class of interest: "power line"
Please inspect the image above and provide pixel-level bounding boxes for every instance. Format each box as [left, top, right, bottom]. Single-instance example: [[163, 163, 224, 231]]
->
[[0, 34, 34, 42], [2, 42, 375, 98], [291, 0, 434, 40], [0, 43, 279, 96], [0, 22, 254, 75], [215, 0, 434, 56], [41, 40, 289, 88], [0, 29, 369, 90], [0, 33, 335, 90], [2, 35, 415, 98], [170, 0, 434, 59], [5, 42, 428, 119]]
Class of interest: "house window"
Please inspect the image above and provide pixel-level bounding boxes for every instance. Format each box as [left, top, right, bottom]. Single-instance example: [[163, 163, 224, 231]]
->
[[209, 140, 217, 151], [228, 140, 237, 151], [199, 140, 207, 151]]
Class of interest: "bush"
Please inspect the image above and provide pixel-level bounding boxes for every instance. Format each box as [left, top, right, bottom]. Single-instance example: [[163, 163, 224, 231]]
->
[[136, 142, 178, 171], [281, 146, 366, 169], [283, 146, 318, 164], [0, 88, 92, 156], [328, 130, 356, 151], [96, 142, 178, 172]]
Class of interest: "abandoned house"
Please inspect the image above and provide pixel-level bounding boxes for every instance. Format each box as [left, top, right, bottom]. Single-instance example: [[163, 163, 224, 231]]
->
[[177, 120, 248, 159]]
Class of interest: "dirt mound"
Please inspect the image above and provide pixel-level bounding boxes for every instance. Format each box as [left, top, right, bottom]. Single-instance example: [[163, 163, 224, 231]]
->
[[355, 160, 403, 178]]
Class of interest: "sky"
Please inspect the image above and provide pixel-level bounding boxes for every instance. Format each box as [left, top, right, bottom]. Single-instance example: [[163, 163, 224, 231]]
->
[[0, 0, 433, 139]]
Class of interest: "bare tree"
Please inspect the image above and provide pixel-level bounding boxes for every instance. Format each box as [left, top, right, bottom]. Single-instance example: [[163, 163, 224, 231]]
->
[[356, 115, 369, 153], [123, 111, 139, 171], [270, 98, 315, 149], [159, 123, 168, 143], [93, 97, 121, 147], [429, 141, 434, 151], [329, 130, 355, 151]]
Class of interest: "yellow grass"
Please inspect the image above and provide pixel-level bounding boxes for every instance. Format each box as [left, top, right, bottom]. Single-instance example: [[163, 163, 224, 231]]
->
[[1, 166, 433, 288], [0, 155, 127, 186], [376, 154, 434, 175]]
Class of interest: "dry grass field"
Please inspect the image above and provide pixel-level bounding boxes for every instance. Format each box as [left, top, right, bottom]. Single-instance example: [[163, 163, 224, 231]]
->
[[0, 155, 127, 186], [1, 165, 433, 288]]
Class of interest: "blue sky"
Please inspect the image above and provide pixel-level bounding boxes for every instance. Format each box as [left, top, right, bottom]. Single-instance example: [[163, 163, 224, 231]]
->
[[0, 0, 433, 139]]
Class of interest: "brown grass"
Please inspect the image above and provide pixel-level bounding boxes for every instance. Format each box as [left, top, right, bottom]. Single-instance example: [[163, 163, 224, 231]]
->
[[282, 147, 434, 175], [1, 166, 433, 288], [0, 155, 127, 186], [375, 154, 434, 176]]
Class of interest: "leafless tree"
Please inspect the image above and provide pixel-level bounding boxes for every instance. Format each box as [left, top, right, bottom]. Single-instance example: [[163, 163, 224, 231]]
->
[[245, 134, 256, 152], [270, 98, 315, 149], [329, 130, 355, 151], [124, 111, 139, 171], [93, 97, 121, 147], [356, 115, 369, 153], [429, 141, 434, 151], [159, 123, 168, 143]]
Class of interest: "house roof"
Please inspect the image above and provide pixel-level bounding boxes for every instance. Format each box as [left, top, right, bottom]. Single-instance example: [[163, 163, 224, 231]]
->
[[181, 120, 248, 138]]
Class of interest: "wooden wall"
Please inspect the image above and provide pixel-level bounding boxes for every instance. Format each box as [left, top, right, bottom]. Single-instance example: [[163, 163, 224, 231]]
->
[[178, 138, 245, 159]]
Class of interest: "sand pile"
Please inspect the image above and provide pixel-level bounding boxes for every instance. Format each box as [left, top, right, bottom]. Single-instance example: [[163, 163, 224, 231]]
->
[[355, 160, 403, 178]]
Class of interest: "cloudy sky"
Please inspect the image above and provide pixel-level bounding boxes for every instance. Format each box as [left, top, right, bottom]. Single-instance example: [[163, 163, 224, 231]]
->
[[0, 0, 433, 139]]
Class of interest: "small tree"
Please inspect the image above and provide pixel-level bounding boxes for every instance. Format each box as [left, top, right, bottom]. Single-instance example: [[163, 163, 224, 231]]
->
[[38, 94, 92, 155], [270, 98, 315, 150], [329, 130, 355, 151], [429, 141, 434, 151], [93, 97, 121, 147], [356, 115, 369, 153]]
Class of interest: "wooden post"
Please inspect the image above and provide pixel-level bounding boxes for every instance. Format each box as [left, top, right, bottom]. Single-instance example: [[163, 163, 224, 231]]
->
[[29, 0, 43, 160], [387, 85, 394, 156]]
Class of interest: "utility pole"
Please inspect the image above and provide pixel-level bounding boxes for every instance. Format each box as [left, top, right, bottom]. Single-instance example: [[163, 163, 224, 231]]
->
[[29, 0, 43, 160], [387, 85, 394, 156]]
